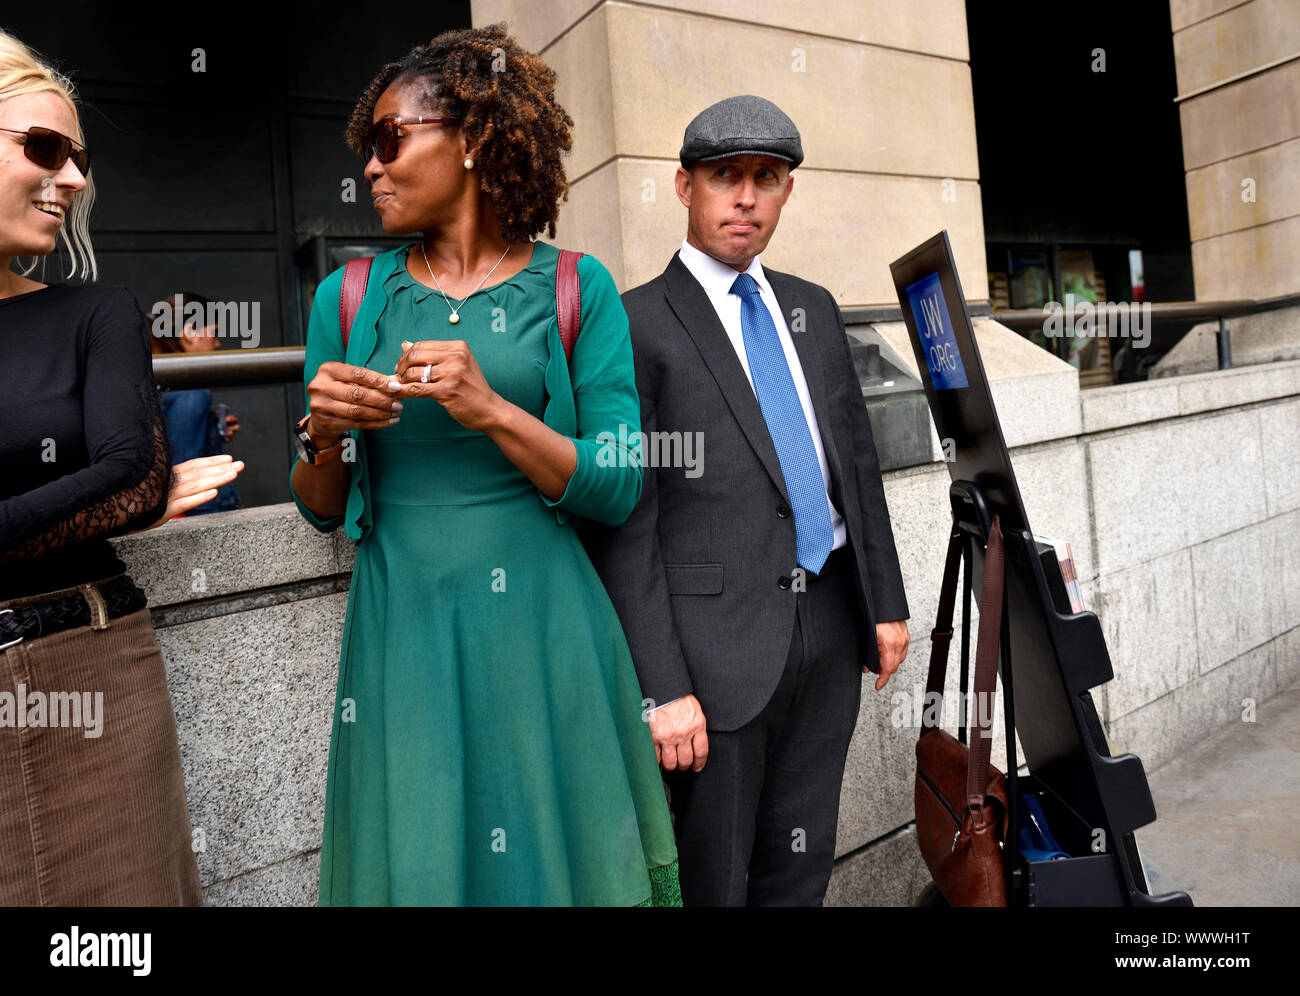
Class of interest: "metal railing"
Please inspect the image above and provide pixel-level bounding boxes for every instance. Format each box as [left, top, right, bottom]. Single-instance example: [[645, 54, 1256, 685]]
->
[[153, 347, 306, 390], [990, 296, 1299, 372], [153, 295, 1300, 390]]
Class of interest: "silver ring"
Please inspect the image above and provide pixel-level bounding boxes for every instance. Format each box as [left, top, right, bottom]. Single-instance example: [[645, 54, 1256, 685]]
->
[[420, 363, 432, 384]]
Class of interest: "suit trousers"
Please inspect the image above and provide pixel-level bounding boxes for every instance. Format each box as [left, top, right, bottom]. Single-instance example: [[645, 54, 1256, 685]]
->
[[665, 546, 866, 906]]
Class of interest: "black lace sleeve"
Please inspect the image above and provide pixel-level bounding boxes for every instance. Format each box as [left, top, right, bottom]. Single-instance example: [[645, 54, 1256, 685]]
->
[[0, 289, 172, 564]]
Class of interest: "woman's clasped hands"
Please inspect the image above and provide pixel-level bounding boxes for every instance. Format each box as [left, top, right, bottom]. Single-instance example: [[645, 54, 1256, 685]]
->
[[305, 338, 506, 443], [392, 337, 507, 433]]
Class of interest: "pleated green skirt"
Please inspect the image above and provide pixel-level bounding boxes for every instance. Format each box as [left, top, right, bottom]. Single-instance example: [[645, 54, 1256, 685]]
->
[[319, 473, 680, 905]]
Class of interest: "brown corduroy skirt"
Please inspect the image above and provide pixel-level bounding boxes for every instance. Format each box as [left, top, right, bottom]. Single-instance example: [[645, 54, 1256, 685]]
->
[[0, 581, 202, 906]]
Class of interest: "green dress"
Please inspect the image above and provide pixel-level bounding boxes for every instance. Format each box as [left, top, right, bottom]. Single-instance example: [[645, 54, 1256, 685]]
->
[[291, 241, 680, 906]]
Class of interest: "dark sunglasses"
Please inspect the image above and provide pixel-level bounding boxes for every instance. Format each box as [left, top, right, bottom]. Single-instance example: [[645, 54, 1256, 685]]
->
[[0, 125, 91, 176], [362, 114, 459, 164]]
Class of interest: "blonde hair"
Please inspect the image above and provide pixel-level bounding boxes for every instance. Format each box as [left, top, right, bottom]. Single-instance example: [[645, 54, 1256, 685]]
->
[[0, 29, 97, 280]]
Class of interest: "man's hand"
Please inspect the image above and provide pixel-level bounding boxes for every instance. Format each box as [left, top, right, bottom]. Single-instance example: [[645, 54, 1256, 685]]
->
[[867, 619, 910, 691], [647, 694, 709, 773]]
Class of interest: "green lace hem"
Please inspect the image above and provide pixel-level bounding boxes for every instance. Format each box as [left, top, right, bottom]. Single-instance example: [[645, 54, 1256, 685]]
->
[[635, 859, 683, 907]]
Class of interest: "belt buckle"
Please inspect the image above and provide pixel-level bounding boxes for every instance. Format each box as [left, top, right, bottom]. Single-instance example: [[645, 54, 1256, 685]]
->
[[80, 581, 110, 631], [0, 609, 22, 651]]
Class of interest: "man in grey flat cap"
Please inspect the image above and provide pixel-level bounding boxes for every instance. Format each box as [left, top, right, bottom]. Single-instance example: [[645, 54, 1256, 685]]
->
[[583, 95, 911, 905]]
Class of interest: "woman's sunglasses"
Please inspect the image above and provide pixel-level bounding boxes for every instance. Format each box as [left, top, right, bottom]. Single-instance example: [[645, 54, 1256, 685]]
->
[[0, 125, 90, 176], [362, 114, 460, 164]]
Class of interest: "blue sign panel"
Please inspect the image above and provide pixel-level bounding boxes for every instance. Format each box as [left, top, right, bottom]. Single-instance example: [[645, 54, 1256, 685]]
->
[[906, 272, 968, 390]]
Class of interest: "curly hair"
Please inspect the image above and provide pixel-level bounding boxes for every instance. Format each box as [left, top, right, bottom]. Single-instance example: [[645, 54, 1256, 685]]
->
[[345, 24, 574, 242]]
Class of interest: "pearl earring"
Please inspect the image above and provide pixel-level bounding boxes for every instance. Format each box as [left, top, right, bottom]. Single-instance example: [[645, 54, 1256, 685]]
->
[[463, 157, 474, 170]]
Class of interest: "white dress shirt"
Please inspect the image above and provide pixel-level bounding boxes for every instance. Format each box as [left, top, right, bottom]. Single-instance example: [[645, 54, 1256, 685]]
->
[[675, 238, 847, 550], [647, 241, 848, 717]]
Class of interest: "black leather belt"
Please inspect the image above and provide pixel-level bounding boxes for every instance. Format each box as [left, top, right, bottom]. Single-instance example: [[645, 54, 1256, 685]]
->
[[0, 575, 147, 651]]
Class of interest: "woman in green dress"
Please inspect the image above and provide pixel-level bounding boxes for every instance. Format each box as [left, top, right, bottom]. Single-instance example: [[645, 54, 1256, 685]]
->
[[288, 25, 680, 906]]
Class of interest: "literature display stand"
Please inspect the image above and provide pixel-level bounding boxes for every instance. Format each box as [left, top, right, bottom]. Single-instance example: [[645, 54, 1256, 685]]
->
[[890, 232, 1192, 907]]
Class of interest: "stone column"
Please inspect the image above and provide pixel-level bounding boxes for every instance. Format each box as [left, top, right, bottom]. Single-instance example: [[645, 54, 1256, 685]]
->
[[1172, 0, 1300, 302], [472, 0, 988, 306]]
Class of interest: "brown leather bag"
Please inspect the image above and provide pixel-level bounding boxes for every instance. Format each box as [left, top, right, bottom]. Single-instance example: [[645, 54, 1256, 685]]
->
[[914, 514, 1010, 906]]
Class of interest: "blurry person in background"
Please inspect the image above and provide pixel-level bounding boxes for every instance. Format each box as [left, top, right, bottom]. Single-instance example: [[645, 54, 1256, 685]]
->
[[151, 291, 242, 516], [0, 29, 231, 905]]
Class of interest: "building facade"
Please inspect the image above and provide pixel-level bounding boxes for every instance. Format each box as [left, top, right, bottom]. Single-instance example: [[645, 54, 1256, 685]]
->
[[7, 0, 1296, 904]]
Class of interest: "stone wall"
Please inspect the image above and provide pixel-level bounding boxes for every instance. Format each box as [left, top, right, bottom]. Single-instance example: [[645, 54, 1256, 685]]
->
[[115, 506, 354, 904], [109, 329, 1300, 905], [1170, 0, 1300, 301], [470, 0, 987, 307]]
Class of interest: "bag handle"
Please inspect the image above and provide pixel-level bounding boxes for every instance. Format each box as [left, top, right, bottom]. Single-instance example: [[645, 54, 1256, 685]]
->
[[920, 514, 1006, 810]]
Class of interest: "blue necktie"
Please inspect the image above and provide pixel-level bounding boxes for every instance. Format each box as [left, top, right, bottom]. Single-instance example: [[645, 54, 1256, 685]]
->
[[731, 272, 834, 574]]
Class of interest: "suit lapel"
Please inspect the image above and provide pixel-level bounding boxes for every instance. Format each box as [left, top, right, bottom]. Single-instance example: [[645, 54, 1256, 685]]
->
[[662, 254, 788, 501], [766, 269, 849, 498]]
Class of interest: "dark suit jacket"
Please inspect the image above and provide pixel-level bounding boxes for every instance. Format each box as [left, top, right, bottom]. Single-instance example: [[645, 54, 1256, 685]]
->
[[582, 251, 909, 732]]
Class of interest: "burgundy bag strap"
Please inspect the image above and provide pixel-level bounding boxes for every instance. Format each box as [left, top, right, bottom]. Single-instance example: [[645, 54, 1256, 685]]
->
[[920, 514, 1007, 809], [556, 249, 584, 364], [339, 256, 373, 351]]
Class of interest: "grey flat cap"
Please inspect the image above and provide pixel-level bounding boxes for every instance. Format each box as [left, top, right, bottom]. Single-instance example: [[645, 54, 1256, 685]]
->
[[679, 94, 804, 169]]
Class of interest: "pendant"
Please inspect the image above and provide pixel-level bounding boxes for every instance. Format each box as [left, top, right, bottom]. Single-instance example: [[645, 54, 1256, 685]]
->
[[448, 313, 460, 324]]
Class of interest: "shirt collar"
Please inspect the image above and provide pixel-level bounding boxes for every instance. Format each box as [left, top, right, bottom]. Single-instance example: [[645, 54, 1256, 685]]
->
[[677, 238, 771, 300]]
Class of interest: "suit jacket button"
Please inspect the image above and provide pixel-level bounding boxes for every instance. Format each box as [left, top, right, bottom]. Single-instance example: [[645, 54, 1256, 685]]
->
[[778, 575, 791, 590], [776, 504, 790, 518]]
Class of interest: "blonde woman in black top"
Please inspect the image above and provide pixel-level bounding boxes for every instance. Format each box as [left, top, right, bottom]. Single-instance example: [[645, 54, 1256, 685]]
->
[[0, 30, 231, 904]]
